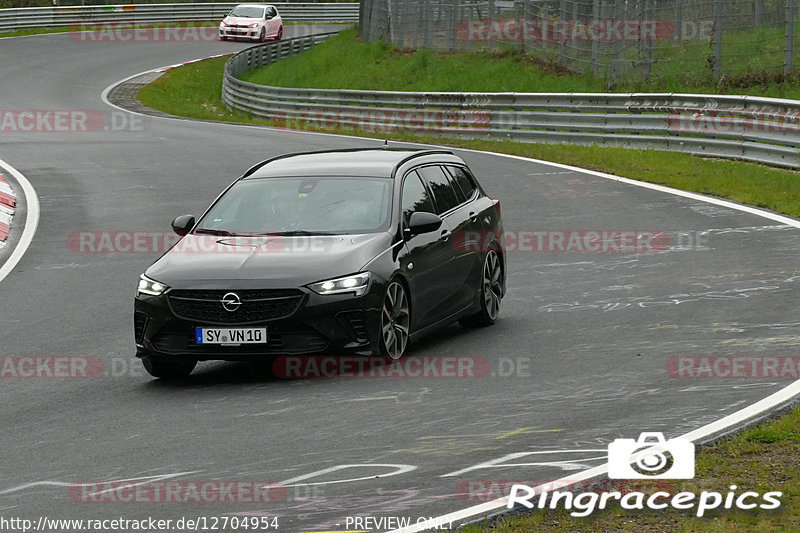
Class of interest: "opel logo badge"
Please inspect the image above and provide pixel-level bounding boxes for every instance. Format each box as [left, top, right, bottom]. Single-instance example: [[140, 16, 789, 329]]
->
[[221, 292, 242, 312]]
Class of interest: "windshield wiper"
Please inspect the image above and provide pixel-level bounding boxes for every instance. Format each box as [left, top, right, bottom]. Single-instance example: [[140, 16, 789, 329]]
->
[[253, 230, 341, 236], [194, 228, 236, 236]]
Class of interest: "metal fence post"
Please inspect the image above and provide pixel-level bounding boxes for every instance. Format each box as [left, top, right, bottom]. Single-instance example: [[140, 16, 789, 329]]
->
[[522, 0, 529, 54], [591, 0, 601, 76], [755, 0, 762, 28], [559, 0, 567, 65], [712, 0, 724, 80], [424, 0, 433, 48], [674, 0, 682, 41], [786, 0, 796, 74], [488, 0, 496, 50], [643, 0, 654, 80], [448, 0, 457, 52]]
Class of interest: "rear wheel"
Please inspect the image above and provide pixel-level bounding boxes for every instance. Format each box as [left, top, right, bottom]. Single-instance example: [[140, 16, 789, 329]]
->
[[380, 281, 410, 359], [275, 25, 284, 41], [142, 357, 196, 379], [460, 249, 503, 328]]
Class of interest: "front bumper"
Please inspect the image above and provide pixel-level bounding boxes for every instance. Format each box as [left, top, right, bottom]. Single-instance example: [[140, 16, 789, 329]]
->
[[219, 26, 261, 39], [134, 281, 385, 361]]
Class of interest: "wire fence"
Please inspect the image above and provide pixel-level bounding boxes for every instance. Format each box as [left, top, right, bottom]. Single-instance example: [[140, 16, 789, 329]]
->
[[359, 0, 800, 86]]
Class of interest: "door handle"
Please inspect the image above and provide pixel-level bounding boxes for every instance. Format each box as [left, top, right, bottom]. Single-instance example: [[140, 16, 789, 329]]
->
[[440, 230, 452, 241], [469, 211, 477, 222]]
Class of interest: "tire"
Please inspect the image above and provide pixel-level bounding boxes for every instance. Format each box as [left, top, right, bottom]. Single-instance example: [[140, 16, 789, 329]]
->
[[142, 357, 196, 379], [460, 249, 503, 328], [257, 28, 266, 42], [275, 25, 284, 41], [379, 280, 411, 359]]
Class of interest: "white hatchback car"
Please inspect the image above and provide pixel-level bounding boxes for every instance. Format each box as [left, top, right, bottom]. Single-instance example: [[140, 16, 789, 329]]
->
[[219, 4, 284, 42]]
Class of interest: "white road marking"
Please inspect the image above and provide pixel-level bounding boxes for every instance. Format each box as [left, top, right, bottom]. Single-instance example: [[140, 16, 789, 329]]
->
[[0, 159, 39, 284]]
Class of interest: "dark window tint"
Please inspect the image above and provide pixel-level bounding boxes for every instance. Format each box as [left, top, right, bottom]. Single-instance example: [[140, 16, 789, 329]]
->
[[418, 165, 460, 214], [401, 171, 435, 227], [446, 165, 477, 200]]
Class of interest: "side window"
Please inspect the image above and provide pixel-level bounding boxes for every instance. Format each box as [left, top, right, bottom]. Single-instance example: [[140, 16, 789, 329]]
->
[[417, 165, 460, 214], [446, 165, 477, 200], [401, 171, 435, 227]]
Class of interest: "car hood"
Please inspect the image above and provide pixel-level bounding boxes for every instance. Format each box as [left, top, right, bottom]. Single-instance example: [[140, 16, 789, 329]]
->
[[146, 232, 394, 289], [222, 16, 262, 25]]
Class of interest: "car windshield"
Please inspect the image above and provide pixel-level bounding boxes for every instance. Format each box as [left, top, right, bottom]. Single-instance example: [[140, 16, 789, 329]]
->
[[195, 177, 393, 235], [228, 6, 264, 18]]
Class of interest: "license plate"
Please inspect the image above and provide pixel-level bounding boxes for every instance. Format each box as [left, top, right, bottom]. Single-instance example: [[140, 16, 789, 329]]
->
[[195, 327, 267, 345]]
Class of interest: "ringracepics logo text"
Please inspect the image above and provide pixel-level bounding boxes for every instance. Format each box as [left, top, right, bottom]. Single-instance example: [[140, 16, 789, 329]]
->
[[507, 482, 782, 517], [507, 432, 781, 517]]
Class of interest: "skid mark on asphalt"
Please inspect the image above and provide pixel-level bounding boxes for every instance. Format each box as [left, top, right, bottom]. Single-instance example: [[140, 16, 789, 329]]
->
[[402, 427, 563, 457], [338, 389, 430, 404], [538, 278, 790, 313]]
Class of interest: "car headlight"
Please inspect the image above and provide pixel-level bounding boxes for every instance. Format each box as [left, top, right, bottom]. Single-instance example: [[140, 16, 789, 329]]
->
[[137, 274, 169, 297], [220, 21, 227, 27], [309, 272, 371, 296], [250, 23, 259, 28]]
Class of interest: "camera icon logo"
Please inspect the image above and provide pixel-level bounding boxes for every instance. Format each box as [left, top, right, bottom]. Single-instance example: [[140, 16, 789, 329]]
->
[[608, 432, 695, 479]]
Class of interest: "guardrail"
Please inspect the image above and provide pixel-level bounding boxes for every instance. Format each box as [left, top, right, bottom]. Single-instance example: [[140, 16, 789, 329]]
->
[[222, 34, 800, 169], [0, 3, 358, 33]]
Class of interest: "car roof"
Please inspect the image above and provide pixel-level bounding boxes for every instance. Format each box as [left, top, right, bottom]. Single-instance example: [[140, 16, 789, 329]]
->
[[244, 148, 456, 179], [232, 4, 273, 9]]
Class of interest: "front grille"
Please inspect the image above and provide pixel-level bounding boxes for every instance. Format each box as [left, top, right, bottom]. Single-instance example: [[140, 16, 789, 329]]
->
[[168, 289, 304, 324], [134, 312, 148, 343]]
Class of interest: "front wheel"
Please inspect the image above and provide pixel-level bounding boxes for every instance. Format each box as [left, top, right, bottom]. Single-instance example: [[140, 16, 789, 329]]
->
[[142, 357, 196, 379], [257, 28, 267, 42], [380, 281, 410, 359], [460, 249, 503, 328]]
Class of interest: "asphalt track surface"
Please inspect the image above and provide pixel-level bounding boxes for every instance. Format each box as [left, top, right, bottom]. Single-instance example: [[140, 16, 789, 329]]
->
[[0, 25, 799, 532]]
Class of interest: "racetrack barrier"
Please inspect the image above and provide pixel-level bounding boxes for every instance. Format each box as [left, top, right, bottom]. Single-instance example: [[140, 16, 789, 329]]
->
[[0, 3, 358, 33], [222, 33, 800, 169]]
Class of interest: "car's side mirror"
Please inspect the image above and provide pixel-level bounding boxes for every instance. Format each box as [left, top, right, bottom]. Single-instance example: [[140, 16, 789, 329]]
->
[[171, 215, 195, 237], [406, 211, 442, 236]]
